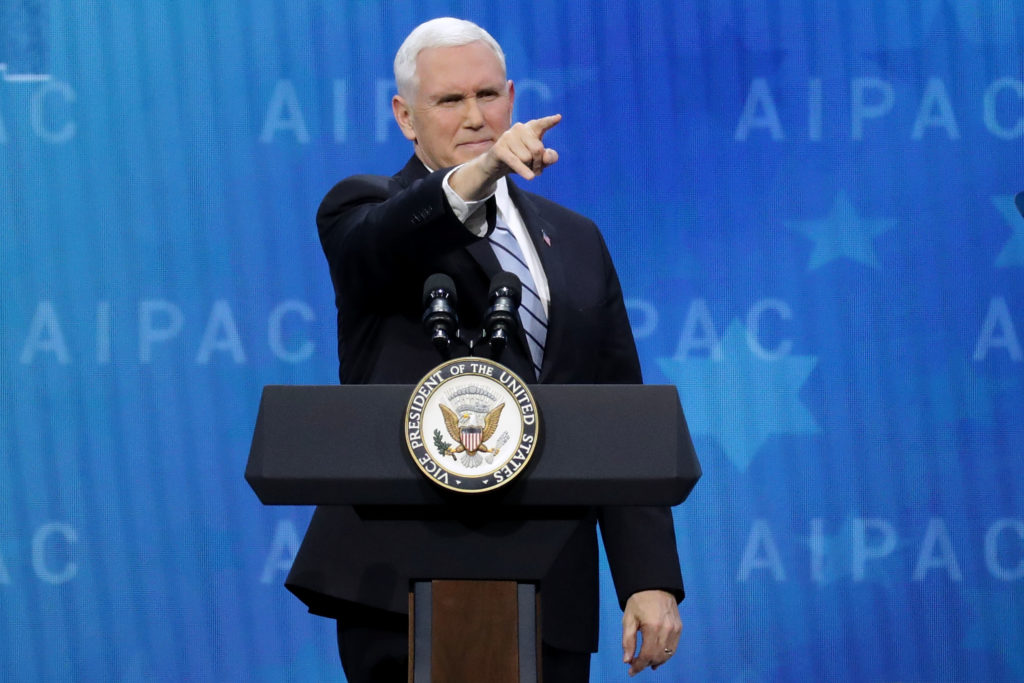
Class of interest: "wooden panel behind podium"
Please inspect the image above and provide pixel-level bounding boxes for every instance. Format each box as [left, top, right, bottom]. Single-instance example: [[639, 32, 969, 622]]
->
[[411, 580, 539, 683]]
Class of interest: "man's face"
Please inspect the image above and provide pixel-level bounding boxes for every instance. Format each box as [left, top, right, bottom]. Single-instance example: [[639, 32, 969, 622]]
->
[[393, 41, 515, 170]]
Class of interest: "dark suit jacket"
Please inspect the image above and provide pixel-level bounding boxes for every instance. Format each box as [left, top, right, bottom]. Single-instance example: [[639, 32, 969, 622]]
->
[[286, 156, 683, 653]]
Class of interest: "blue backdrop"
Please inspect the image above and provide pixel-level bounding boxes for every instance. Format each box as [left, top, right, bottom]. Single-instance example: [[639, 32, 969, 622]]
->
[[2, 1, 1023, 681]]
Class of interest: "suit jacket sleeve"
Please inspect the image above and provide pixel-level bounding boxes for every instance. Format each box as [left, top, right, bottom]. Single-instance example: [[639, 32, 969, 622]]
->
[[591, 230, 686, 607], [316, 167, 479, 309]]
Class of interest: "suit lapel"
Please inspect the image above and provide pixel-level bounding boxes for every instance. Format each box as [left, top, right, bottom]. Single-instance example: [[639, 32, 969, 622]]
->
[[464, 239, 501, 283]]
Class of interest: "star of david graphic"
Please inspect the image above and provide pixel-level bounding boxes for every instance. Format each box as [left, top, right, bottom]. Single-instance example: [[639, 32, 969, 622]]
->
[[658, 319, 819, 471]]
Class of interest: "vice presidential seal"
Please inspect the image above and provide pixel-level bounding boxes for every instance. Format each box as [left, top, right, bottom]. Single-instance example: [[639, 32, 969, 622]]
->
[[404, 358, 539, 493]]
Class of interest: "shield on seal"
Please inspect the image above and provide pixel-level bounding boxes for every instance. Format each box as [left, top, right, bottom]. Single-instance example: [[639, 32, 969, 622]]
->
[[461, 427, 482, 453]]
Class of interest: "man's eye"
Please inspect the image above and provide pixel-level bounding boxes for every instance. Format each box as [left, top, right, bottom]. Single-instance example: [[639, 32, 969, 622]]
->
[[438, 97, 462, 107], [478, 92, 499, 101]]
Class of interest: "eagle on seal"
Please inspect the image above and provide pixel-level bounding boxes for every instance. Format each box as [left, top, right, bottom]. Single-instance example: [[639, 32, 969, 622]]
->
[[439, 402, 505, 458]]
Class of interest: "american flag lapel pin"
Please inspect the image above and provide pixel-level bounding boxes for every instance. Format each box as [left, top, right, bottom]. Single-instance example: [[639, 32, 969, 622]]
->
[[542, 230, 552, 247]]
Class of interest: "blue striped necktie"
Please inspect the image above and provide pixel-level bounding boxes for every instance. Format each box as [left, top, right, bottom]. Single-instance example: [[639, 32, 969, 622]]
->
[[487, 205, 548, 378]]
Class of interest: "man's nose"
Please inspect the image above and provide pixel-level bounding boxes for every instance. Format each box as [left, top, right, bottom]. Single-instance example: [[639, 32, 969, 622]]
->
[[462, 97, 484, 128]]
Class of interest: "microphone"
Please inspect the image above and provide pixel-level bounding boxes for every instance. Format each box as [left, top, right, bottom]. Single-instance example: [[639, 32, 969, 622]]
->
[[482, 271, 522, 360], [1015, 191, 1024, 219], [422, 273, 459, 358]]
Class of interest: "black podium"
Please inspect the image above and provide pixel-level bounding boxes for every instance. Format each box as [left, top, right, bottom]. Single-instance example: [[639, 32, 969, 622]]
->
[[246, 384, 700, 682]]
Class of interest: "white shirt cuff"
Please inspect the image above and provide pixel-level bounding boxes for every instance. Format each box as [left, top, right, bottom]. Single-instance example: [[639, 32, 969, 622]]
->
[[442, 165, 492, 237]]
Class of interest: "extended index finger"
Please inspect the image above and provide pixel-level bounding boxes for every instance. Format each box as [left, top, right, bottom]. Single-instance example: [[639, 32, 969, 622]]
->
[[526, 113, 562, 138]]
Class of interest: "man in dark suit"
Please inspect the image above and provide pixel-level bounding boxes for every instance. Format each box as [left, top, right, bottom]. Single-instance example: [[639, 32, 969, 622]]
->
[[287, 17, 685, 681]]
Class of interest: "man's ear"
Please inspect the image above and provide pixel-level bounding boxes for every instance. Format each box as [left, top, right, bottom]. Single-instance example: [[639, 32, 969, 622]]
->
[[393, 95, 417, 142]]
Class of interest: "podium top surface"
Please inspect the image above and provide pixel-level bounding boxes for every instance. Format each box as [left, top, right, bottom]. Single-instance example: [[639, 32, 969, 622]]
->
[[246, 384, 701, 507]]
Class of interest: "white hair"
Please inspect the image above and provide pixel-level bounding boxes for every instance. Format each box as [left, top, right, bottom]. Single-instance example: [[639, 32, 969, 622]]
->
[[394, 17, 506, 99]]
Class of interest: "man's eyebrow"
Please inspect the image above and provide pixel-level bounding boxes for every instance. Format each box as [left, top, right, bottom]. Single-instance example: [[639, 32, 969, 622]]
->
[[433, 92, 465, 103], [430, 87, 502, 103]]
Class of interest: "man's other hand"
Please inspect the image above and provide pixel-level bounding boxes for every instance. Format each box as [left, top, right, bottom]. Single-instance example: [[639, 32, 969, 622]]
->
[[621, 589, 682, 677]]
